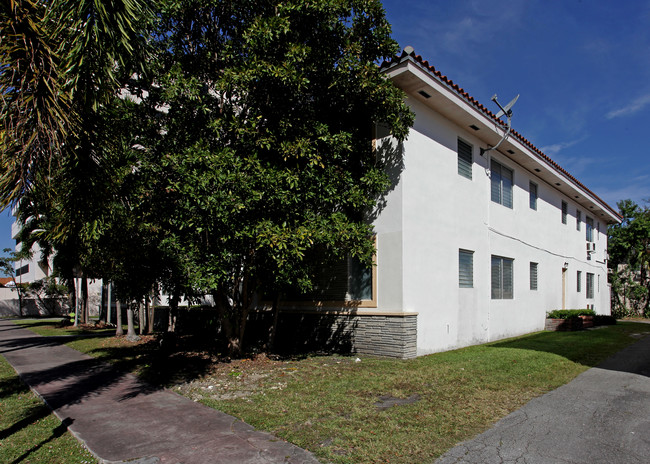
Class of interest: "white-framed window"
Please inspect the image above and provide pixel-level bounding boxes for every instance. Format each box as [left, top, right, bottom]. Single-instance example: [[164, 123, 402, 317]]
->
[[586, 216, 594, 242], [530, 262, 538, 291], [576, 210, 582, 231], [491, 255, 514, 299], [529, 182, 538, 210], [577, 270, 582, 292], [491, 160, 513, 208], [459, 249, 474, 288], [561, 201, 568, 224], [586, 272, 595, 299], [458, 138, 473, 180]]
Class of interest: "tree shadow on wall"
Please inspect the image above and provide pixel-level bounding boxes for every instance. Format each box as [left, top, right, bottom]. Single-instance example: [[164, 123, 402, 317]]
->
[[247, 311, 358, 356], [367, 129, 405, 224]]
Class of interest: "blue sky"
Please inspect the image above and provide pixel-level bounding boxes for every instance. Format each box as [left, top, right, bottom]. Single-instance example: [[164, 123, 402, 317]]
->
[[382, 0, 650, 207], [1, 0, 648, 252]]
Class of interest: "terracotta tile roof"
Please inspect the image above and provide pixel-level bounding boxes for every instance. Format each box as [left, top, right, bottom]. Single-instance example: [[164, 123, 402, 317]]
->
[[0, 277, 13, 286], [380, 49, 621, 222]]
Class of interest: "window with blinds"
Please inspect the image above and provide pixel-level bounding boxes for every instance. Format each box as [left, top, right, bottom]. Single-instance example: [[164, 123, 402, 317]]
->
[[457, 139, 473, 179], [586, 272, 594, 299], [530, 262, 538, 290], [586, 217, 594, 242], [491, 160, 513, 208], [577, 270, 582, 292], [561, 201, 568, 224], [576, 210, 582, 231], [459, 249, 474, 288], [491, 255, 513, 299], [529, 182, 538, 210]]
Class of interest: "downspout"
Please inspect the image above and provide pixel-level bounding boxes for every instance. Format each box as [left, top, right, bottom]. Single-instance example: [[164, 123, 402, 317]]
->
[[484, 150, 492, 342]]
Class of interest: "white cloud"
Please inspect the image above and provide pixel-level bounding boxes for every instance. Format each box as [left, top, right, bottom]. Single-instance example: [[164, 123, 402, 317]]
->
[[596, 182, 650, 209], [540, 137, 585, 157], [605, 93, 650, 119], [416, 1, 527, 54]]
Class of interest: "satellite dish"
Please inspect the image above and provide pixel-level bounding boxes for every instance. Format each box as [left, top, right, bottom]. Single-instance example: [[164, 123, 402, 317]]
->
[[493, 94, 519, 120], [481, 93, 520, 156]]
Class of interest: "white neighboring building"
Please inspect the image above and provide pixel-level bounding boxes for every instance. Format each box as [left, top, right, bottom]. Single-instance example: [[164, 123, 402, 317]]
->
[[11, 219, 50, 284], [277, 49, 621, 358], [10, 217, 103, 316]]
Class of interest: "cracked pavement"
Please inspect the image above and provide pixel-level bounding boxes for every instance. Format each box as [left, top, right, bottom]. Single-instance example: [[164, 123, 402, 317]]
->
[[436, 332, 650, 464]]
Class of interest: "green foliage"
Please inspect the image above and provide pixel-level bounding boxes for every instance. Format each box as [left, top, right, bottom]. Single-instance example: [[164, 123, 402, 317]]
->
[[608, 199, 650, 317], [3, 0, 414, 354], [546, 309, 596, 319], [26, 276, 68, 298], [0, 0, 152, 207], [0, 248, 17, 278], [131, 0, 414, 353]]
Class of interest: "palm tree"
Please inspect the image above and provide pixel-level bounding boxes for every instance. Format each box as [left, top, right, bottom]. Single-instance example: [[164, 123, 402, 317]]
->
[[0, 0, 152, 209]]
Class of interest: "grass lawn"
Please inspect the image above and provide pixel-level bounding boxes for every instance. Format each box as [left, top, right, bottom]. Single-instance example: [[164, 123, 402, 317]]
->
[[197, 323, 650, 464], [0, 355, 97, 463], [12, 318, 114, 337], [10, 318, 650, 464]]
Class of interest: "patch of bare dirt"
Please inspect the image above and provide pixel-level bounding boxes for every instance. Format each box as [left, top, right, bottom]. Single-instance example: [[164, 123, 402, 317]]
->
[[173, 353, 301, 401]]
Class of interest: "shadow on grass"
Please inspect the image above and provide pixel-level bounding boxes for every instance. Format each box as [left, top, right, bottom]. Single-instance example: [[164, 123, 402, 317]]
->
[[8, 417, 73, 464], [0, 403, 50, 441], [490, 324, 650, 377], [14, 318, 115, 336], [85, 335, 225, 389]]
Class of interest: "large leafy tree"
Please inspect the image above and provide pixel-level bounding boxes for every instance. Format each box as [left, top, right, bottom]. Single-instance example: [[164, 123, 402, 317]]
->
[[3, 0, 413, 355], [133, 0, 413, 354], [608, 199, 650, 317]]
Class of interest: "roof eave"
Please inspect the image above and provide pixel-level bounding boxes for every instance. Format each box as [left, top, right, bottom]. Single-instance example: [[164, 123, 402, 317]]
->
[[381, 53, 621, 225]]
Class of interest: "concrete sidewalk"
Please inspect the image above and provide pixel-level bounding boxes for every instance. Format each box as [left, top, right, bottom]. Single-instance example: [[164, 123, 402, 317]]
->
[[436, 330, 650, 464], [0, 319, 320, 464]]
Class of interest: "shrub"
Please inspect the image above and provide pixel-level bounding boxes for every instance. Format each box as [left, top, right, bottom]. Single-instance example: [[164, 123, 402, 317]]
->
[[593, 315, 617, 325], [546, 309, 596, 319]]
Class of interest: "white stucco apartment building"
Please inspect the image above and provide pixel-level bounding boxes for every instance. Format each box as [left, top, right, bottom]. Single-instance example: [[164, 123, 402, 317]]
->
[[10, 219, 49, 284], [277, 49, 621, 358]]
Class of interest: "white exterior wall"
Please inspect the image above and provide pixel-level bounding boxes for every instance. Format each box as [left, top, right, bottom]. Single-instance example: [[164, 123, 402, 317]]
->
[[11, 219, 49, 284], [374, 97, 613, 356]]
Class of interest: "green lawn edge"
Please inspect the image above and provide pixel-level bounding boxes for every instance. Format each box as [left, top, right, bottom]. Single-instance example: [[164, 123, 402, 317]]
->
[[0, 355, 98, 464], [10, 318, 650, 464]]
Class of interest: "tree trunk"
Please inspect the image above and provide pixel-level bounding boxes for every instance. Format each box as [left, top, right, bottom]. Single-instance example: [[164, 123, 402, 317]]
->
[[115, 299, 124, 336], [106, 282, 112, 325], [73, 278, 79, 327], [11, 274, 24, 317], [81, 277, 89, 324], [168, 293, 179, 333], [269, 292, 280, 351], [99, 282, 107, 323], [147, 295, 154, 333], [126, 304, 140, 341], [66, 278, 77, 318], [138, 301, 145, 336]]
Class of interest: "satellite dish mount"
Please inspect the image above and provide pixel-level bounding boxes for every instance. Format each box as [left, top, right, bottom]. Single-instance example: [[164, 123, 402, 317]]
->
[[480, 93, 519, 156]]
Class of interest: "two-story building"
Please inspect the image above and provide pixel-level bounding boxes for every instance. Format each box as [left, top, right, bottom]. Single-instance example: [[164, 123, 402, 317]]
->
[[275, 48, 621, 358]]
